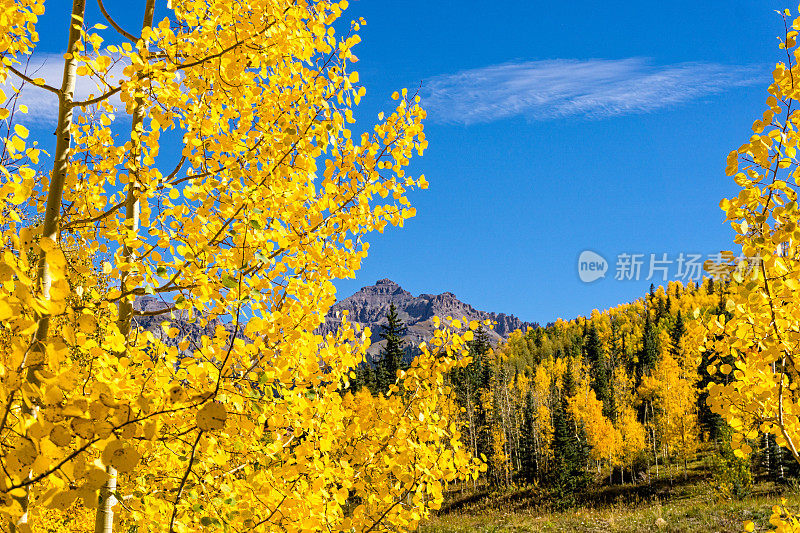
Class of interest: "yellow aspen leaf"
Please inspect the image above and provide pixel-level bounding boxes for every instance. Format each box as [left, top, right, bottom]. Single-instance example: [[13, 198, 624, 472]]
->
[[168, 385, 186, 403], [0, 0, 475, 529], [45, 490, 78, 510], [78, 314, 96, 334], [0, 300, 11, 320], [143, 421, 158, 440], [10, 136, 25, 152], [101, 440, 140, 473], [70, 418, 94, 439], [196, 402, 227, 431], [84, 468, 110, 490], [49, 425, 72, 447]]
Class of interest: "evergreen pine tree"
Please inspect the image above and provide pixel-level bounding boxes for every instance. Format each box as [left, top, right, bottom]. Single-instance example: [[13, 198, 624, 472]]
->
[[449, 325, 491, 462], [470, 325, 492, 364], [470, 325, 494, 472], [363, 360, 378, 393], [549, 360, 588, 507], [585, 325, 613, 420], [377, 303, 406, 393], [520, 389, 538, 483], [638, 307, 659, 381], [562, 356, 577, 397], [670, 311, 686, 359], [656, 293, 666, 322]]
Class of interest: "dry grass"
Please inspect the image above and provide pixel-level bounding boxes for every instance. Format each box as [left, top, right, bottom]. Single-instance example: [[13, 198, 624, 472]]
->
[[422, 460, 800, 533], [423, 491, 795, 532]]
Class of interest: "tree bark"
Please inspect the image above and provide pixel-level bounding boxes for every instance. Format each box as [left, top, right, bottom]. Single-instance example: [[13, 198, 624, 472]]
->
[[12, 2, 86, 531], [94, 1, 155, 531]]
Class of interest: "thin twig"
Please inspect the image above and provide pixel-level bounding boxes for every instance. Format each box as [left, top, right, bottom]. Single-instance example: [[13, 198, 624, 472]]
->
[[5, 64, 60, 95], [169, 430, 203, 533], [96, 0, 137, 41]]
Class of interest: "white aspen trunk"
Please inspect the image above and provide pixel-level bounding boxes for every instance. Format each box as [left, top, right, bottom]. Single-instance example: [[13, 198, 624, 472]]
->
[[665, 444, 673, 486], [11, 2, 85, 531], [533, 420, 540, 480], [681, 418, 688, 480], [649, 402, 658, 480], [653, 428, 658, 479], [94, 2, 155, 532]]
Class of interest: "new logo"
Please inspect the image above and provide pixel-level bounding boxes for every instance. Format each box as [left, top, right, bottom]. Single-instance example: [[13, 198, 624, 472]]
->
[[578, 250, 608, 283]]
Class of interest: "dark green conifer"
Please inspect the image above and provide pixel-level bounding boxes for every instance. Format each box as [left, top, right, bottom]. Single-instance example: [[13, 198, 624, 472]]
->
[[638, 307, 659, 380], [670, 311, 685, 359], [549, 358, 588, 507], [520, 389, 538, 483], [585, 325, 613, 420], [377, 303, 405, 393]]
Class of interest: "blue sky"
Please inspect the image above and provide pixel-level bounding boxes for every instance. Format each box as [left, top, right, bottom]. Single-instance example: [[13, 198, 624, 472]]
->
[[17, 1, 795, 324], [331, 0, 794, 324]]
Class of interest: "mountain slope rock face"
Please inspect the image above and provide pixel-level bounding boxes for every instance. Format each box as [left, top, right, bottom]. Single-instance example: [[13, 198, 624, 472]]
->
[[321, 279, 537, 356], [132, 297, 231, 352], [132, 280, 536, 358]]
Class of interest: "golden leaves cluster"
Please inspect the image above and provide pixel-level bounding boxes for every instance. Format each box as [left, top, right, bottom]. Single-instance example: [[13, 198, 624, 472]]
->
[[705, 6, 800, 531], [0, 0, 478, 531]]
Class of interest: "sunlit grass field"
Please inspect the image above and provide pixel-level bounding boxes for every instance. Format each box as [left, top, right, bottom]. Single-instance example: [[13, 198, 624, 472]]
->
[[422, 456, 800, 532]]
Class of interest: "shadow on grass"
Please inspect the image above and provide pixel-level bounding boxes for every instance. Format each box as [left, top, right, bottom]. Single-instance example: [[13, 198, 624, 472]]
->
[[439, 468, 717, 516]]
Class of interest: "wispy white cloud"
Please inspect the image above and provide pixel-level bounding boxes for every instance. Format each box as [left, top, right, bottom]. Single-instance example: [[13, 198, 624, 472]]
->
[[422, 58, 764, 124], [2, 53, 128, 125]]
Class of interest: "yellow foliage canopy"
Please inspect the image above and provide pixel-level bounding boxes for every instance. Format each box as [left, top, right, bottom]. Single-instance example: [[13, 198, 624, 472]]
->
[[0, 1, 480, 531]]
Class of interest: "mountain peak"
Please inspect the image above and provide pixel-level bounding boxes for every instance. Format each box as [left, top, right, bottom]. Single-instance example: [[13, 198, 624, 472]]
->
[[358, 278, 408, 297], [321, 279, 538, 355]]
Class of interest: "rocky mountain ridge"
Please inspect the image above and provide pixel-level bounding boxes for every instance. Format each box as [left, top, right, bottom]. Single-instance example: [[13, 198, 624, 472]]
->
[[132, 279, 537, 357], [320, 279, 537, 356]]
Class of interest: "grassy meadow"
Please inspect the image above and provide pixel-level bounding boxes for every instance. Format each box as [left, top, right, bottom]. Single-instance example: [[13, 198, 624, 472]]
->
[[422, 454, 800, 533]]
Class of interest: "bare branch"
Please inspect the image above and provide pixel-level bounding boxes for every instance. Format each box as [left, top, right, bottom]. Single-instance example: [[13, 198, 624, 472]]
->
[[169, 430, 203, 533], [5, 64, 60, 95], [96, 0, 137, 42], [71, 86, 121, 108]]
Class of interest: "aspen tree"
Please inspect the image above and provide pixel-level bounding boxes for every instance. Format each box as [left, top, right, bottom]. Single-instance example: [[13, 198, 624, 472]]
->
[[0, 1, 483, 531], [706, 7, 800, 531]]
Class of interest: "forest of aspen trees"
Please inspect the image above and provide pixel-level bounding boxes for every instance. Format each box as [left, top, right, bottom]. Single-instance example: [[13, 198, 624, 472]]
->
[[416, 277, 794, 504], [7, 0, 800, 530]]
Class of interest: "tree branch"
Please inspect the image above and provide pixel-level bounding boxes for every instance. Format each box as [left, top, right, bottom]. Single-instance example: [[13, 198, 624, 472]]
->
[[96, 0, 137, 42], [5, 64, 60, 95], [169, 430, 203, 533], [62, 198, 126, 229], [72, 86, 121, 108]]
